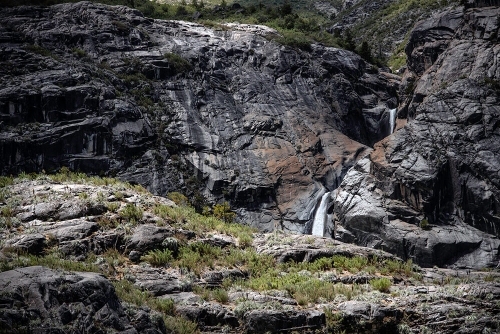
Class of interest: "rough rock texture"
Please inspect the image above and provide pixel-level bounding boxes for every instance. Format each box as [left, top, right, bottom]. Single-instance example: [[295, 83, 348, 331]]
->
[[244, 309, 324, 333], [334, 6, 500, 269], [0, 1, 398, 232], [1, 176, 500, 334], [0, 266, 164, 334], [327, 0, 459, 57]]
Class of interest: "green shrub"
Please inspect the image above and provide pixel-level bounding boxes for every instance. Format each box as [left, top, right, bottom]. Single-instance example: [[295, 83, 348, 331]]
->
[[164, 52, 192, 73], [119, 203, 143, 224], [420, 218, 430, 230], [106, 202, 120, 213], [78, 192, 89, 200], [163, 315, 199, 334], [113, 279, 175, 315], [167, 192, 189, 206], [71, 47, 88, 58], [141, 249, 174, 266], [370, 277, 392, 293], [0, 176, 13, 188], [0, 251, 100, 273], [212, 288, 229, 303], [238, 233, 253, 248], [212, 202, 236, 223]]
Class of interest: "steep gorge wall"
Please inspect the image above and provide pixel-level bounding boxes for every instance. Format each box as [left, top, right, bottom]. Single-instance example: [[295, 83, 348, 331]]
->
[[334, 5, 500, 268], [0, 2, 398, 232]]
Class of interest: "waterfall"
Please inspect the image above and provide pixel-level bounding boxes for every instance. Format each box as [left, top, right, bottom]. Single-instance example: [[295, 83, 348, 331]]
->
[[389, 108, 397, 134], [311, 192, 331, 237]]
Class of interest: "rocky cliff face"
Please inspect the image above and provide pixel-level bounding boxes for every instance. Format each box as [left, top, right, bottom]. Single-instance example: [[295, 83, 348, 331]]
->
[[0, 1, 398, 233], [334, 6, 500, 269]]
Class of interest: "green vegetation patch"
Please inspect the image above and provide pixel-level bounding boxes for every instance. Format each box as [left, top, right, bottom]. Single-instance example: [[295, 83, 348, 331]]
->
[[164, 53, 192, 73]]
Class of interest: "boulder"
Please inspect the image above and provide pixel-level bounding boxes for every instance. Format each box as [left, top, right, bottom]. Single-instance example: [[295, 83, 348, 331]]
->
[[0, 266, 163, 333]]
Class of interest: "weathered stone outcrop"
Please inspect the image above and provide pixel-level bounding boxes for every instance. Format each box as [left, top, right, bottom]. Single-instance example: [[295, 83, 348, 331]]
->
[[0, 1, 398, 232], [0, 266, 164, 334], [334, 6, 500, 269]]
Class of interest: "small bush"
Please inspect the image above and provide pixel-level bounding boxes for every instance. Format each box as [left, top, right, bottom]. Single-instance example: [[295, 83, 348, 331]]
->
[[0, 176, 13, 188], [167, 192, 189, 206], [119, 203, 143, 224], [141, 249, 174, 266], [164, 52, 192, 73], [420, 218, 430, 230], [238, 233, 253, 248], [106, 202, 120, 213], [212, 202, 236, 223], [370, 277, 391, 293], [163, 315, 199, 334], [71, 47, 88, 58], [212, 288, 229, 303], [113, 280, 175, 315], [78, 192, 89, 200]]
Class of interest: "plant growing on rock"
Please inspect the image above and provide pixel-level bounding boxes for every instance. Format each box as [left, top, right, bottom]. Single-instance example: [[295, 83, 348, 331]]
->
[[212, 288, 229, 303], [212, 202, 236, 223], [141, 249, 174, 267], [420, 218, 430, 230], [119, 203, 143, 224], [369, 277, 391, 293], [164, 52, 192, 73]]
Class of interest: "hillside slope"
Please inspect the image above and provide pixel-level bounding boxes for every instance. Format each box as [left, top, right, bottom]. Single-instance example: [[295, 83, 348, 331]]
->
[[1, 173, 499, 333]]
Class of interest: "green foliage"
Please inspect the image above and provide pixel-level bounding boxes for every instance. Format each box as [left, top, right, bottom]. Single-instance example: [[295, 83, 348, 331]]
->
[[106, 202, 120, 213], [212, 202, 236, 223], [163, 315, 199, 334], [112, 20, 130, 34], [0, 176, 13, 188], [238, 233, 253, 248], [420, 218, 430, 230], [370, 277, 392, 293], [332, 255, 368, 273], [24, 44, 59, 60], [175, 242, 222, 274], [357, 41, 372, 62], [119, 203, 143, 224], [164, 53, 192, 73], [113, 279, 175, 315], [0, 251, 100, 273], [153, 204, 256, 237], [212, 288, 229, 303], [275, 31, 312, 51], [78, 192, 89, 200], [71, 47, 88, 59], [167, 192, 189, 206], [141, 249, 174, 266]]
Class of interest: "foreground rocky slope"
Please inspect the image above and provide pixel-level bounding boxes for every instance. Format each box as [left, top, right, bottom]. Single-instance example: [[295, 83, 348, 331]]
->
[[333, 6, 500, 269], [1, 174, 499, 333], [0, 1, 399, 233]]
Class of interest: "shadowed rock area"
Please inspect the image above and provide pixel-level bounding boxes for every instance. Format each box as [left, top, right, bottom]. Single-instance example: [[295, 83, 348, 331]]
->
[[334, 6, 500, 269], [0, 1, 399, 233]]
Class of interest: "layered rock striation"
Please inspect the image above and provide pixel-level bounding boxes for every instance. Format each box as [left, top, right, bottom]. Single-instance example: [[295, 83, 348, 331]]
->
[[334, 6, 500, 268], [0, 1, 398, 232]]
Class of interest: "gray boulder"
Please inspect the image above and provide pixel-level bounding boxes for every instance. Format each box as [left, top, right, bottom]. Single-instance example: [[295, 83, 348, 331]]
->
[[0, 266, 164, 334]]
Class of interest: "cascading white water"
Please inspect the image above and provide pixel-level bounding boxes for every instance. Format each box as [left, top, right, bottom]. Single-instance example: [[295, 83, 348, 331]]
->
[[389, 108, 397, 134], [311, 192, 331, 237]]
